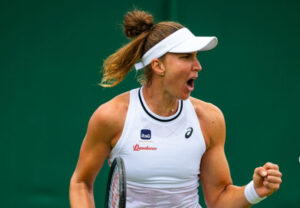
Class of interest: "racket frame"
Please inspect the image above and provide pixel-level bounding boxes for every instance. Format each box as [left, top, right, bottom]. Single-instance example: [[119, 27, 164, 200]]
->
[[104, 157, 126, 208]]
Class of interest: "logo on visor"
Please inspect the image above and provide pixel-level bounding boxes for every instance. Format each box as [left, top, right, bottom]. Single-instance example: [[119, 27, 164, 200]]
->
[[140, 129, 151, 140]]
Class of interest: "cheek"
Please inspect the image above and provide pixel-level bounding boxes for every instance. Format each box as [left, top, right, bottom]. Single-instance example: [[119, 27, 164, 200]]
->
[[166, 70, 184, 84], [166, 61, 188, 74], [164, 59, 191, 85], [164, 70, 188, 92], [168, 66, 189, 82]]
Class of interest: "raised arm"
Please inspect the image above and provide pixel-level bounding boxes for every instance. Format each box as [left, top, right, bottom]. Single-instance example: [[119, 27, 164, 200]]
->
[[194, 101, 282, 208], [69, 94, 128, 208]]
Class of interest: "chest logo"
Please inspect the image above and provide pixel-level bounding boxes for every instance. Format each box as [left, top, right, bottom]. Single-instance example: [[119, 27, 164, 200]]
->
[[140, 129, 151, 140], [185, 127, 193, 139], [133, 144, 157, 151]]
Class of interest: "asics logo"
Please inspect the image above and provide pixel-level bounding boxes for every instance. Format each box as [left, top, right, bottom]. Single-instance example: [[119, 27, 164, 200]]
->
[[185, 127, 193, 139]]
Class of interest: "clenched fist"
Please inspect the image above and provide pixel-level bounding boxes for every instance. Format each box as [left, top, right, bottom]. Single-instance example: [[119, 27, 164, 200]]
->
[[253, 162, 282, 197]]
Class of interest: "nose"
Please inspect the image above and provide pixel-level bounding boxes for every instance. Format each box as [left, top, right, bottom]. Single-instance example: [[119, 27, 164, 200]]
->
[[193, 57, 202, 72]]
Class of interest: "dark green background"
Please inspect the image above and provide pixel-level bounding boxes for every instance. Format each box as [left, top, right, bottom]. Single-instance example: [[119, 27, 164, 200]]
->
[[1, 0, 299, 207]]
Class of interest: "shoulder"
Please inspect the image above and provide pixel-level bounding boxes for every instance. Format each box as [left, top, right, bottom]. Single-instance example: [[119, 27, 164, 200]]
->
[[95, 91, 130, 119], [189, 97, 226, 148], [87, 91, 130, 144], [189, 97, 225, 125]]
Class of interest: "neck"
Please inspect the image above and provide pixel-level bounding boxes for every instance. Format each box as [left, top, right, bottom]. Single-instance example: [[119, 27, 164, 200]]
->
[[142, 85, 179, 117]]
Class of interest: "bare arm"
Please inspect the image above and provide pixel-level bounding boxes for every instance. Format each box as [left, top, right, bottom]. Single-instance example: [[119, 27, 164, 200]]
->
[[69, 94, 128, 207], [193, 100, 282, 208]]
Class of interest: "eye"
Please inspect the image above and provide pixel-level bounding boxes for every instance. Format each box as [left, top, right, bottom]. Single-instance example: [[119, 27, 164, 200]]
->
[[180, 54, 191, 59]]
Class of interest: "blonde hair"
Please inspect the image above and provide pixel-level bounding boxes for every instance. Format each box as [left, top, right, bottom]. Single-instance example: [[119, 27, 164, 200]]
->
[[100, 9, 183, 87]]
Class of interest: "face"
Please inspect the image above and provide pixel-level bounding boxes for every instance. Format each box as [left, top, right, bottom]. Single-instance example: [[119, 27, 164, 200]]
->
[[160, 52, 202, 100]]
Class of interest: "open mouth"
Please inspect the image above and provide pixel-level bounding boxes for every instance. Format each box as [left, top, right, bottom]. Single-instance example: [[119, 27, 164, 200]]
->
[[187, 78, 194, 88]]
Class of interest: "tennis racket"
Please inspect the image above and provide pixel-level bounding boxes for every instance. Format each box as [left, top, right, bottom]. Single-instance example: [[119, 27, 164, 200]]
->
[[104, 157, 127, 208]]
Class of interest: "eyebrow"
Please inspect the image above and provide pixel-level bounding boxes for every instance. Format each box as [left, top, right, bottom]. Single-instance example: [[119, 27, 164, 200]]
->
[[177, 52, 198, 56]]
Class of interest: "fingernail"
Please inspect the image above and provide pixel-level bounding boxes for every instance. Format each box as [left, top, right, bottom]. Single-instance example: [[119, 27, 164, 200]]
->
[[262, 171, 267, 176]]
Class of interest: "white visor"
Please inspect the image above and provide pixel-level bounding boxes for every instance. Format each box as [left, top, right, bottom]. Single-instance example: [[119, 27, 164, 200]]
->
[[135, 28, 218, 70]]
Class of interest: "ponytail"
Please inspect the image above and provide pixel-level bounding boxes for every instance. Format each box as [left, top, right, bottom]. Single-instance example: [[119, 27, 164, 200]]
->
[[100, 32, 148, 87], [100, 9, 183, 87]]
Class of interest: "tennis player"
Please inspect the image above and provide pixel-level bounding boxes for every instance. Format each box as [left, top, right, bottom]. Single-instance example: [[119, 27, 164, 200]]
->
[[69, 9, 282, 207]]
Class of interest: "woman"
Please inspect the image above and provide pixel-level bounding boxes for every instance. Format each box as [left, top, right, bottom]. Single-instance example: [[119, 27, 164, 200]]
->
[[69, 10, 282, 207]]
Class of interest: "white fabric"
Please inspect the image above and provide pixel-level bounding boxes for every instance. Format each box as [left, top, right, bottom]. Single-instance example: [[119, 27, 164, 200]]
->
[[244, 180, 267, 204], [126, 182, 201, 208], [109, 87, 207, 207], [135, 28, 218, 70]]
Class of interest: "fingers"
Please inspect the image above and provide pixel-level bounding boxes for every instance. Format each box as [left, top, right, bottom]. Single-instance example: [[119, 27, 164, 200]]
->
[[264, 175, 282, 184], [253, 162, 282, 196], [263, 165, 282, 190], [263, 180, 281, 190], [254, 163, 282, 179], [263, 162, 279, 170], [263, 162, 282, 179], [254, 167, 267, 178], [266, 169, 282, 178]]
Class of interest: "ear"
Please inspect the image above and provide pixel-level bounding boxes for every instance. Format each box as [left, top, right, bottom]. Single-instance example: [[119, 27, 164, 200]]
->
[[151, 58, 166, 77]]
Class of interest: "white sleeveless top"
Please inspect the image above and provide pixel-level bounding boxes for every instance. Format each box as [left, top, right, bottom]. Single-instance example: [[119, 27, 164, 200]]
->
[[109, 88, 206, 207]]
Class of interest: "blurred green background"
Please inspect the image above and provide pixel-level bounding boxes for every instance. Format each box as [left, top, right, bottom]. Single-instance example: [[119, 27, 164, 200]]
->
[[1, 0, 299, 207]]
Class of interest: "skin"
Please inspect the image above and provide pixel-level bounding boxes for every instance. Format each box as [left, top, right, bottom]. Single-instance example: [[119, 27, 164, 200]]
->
[[69, 52, 282, 207]]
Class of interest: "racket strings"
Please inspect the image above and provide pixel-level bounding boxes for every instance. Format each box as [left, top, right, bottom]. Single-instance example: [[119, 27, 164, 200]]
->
[[109, 168, 120, 208]]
